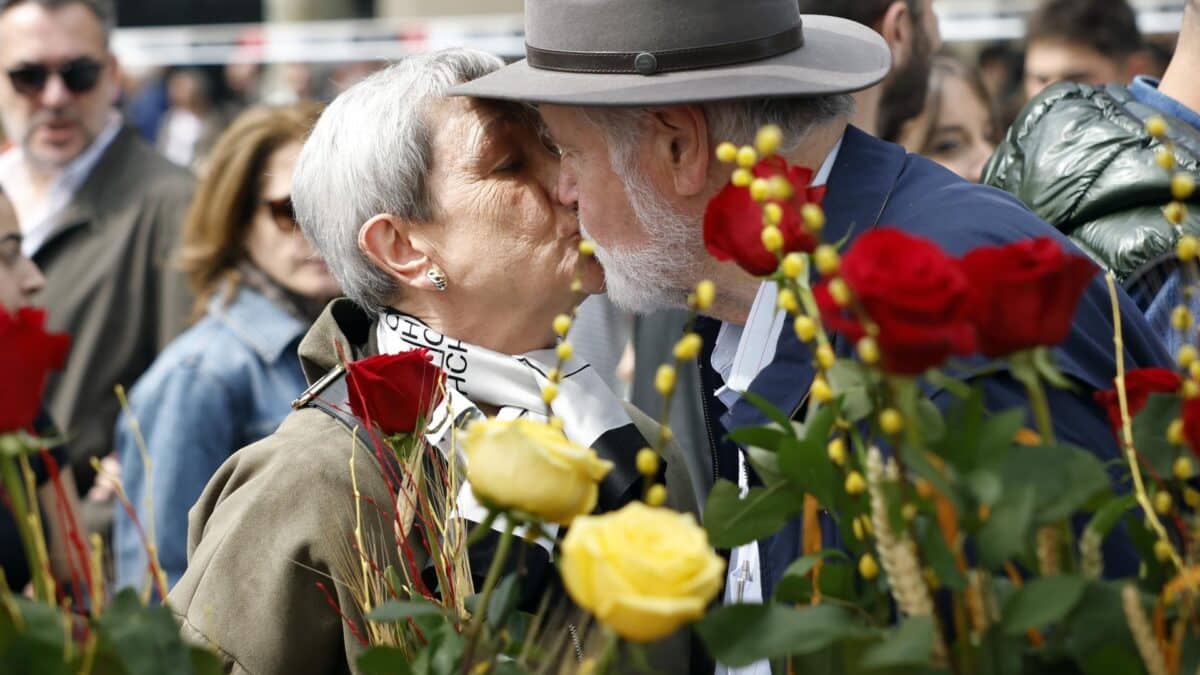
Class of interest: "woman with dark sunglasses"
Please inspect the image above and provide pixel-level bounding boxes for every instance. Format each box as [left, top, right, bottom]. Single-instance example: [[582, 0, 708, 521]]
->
[[111, 103, 340, 596]]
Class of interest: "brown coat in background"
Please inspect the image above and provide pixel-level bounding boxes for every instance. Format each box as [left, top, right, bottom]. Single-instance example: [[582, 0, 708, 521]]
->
[[31, 125, 193, 486]]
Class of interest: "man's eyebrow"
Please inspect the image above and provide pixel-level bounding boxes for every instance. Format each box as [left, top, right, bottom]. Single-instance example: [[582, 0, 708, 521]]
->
[[0, 233, 20, 246]]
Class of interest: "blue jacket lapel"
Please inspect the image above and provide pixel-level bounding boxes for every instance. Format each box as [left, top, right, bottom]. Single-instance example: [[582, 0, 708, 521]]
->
[[725, 127, 908, 434]]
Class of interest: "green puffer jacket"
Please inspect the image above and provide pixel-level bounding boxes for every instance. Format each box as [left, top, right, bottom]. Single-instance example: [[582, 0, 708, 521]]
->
[[984, 81, 1200, 291]]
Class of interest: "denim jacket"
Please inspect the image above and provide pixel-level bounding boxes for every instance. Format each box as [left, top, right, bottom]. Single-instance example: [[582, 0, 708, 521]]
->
[[114, 286, 309, 593]]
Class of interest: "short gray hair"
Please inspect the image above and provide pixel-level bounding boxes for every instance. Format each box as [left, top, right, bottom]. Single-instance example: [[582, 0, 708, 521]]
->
[[587, 95, 855, 181], [292, 48, 504, 311]]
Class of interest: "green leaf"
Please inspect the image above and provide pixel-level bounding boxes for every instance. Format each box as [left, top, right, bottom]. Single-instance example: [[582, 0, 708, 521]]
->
[[978, 484, 1036, 569], [367, 600, 448, 623], [1062, 582, 1146, 675], [1033, 346, 1076, 391], [976, 629, 1025, 675], [744, 446, 784, 486], [924, 369, 973, 399], [782, 549, 852, 579], [487, 574, 519, 630], [997, 444, 1110, 523], [0, 595, 74, 675], [697, 603, 866, 667], [916, 399, 946, 444], [779, 403, 839, 508], [859, 616, 935, 670], [357, 647, 414, 675], [728, 426, 791, 452], [703, 479, 805, 549], [773, 551, 851, 603], [739, 391, 797, 431], [1086, 494, 1136, 539], [1001, 575, 1087, 635], [828, 359, 877, 423], [964, 469, 1003, 506], [95, 588, 195, 675], [915, 518, 966, 591], [1132, 393, 1181, 476], [189, 647, 224, 675]]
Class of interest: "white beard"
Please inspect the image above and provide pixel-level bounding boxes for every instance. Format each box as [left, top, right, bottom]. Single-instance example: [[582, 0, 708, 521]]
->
[[581, 182, 707, 314]]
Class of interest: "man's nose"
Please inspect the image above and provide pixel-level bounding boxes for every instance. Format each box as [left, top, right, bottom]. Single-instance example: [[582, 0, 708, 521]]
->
[[39, 72, 72, 107]]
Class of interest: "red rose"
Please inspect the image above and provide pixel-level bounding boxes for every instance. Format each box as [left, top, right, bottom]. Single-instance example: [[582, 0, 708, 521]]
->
[[1184, 396, 1200, 459], [815, 228, 976, 376], [703, 156, 826, 276], [346, 350, 445, 436], [1094, 368, 1183, 434], [0, 307, 70, 433], [961, 238, 1098, 358]]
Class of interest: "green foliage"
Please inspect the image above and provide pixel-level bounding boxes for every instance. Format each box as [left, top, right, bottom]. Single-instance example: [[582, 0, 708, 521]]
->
[[1000, 576, 1087, 635], [704, 478, 805, 549], [778, 401, 841, 508], [859, 616, 936, 670], [0, 588, 220, 675], [1132, 393, 1181, 476], [697, 603, 867, 667], [977, 485, 1037, 569]]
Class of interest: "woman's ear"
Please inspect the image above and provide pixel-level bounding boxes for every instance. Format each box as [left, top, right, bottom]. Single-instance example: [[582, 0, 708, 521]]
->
[[646, 105, 711, 198], [358, 214, 439, 291]]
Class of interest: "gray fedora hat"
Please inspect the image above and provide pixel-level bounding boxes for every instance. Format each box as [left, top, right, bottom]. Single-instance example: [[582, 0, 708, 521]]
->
[[450, 0, 891, 106]]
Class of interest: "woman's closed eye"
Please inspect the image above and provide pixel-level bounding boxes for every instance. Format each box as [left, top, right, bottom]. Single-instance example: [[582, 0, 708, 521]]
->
[[493, 153, 525, 174]]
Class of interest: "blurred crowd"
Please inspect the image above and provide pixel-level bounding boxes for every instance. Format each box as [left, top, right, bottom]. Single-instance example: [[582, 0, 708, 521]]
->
[[1, 0, 1195, 607]]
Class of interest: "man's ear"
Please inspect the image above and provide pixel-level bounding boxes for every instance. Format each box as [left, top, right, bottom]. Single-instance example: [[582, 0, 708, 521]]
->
[[876, 1, 913, 72], [358, 214, 439, 292], [645, 105, 711, 197]]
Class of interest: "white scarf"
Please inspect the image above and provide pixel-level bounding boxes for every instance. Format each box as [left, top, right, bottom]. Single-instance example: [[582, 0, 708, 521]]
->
[[376, 311, 650, 546]]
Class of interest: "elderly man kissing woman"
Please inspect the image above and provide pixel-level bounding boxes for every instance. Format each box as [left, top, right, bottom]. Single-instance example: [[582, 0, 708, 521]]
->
[[167, 49, 703, 675]]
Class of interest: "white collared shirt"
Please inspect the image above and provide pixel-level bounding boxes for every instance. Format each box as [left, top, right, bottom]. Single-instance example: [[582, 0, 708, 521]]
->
[[713, 136, 842, 675], [0, 111, 123, 257]]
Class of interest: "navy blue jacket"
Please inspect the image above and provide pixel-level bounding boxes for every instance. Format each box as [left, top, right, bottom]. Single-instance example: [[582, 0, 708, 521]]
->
[[704, 126, 1172, 598]]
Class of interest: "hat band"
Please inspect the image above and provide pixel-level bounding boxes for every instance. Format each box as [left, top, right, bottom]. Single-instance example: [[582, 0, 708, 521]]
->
[[525, 23, 804, 76]]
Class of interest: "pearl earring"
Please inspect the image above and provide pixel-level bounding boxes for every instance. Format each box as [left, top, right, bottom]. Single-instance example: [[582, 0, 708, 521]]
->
[[427, 267, 448, 292]]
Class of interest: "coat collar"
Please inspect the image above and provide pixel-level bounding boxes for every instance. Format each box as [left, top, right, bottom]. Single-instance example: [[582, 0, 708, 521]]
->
[[726, 126, 908, 430], [31, 126, 149, 256], [298, 298, 379, 385], [209, 286, 308, 365]]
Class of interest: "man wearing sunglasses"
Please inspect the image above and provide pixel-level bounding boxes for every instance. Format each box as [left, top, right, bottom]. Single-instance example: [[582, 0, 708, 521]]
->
[[0, 0, 193, 500]]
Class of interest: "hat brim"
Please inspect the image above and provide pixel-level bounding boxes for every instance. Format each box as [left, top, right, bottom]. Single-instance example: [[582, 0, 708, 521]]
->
[[450, 15, 891, 106]]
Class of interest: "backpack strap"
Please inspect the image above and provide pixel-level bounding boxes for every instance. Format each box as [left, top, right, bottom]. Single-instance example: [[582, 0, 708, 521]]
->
[[290, 364, 376, 449]]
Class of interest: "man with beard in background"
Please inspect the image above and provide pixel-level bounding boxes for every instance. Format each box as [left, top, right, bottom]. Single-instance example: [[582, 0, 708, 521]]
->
[[796, 0, 941, 139], [0, 0, 193, 516]]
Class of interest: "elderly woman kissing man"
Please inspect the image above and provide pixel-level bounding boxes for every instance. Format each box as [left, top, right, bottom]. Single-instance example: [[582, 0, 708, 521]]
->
[[167, 49, 704, 674]]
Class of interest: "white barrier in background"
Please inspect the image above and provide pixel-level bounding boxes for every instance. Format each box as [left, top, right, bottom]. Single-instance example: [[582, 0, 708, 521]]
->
[[110, 6, 1186, 68]]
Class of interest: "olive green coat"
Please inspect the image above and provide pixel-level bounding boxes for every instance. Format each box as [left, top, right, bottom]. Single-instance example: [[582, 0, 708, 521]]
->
[[168, 299, 702, 674], [984, 81, 1200, 286]]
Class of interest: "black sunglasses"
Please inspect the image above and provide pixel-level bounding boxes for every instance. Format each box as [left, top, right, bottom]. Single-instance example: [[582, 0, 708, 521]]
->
[[264, 196, 297, 233], [7, 57, 104, 97]]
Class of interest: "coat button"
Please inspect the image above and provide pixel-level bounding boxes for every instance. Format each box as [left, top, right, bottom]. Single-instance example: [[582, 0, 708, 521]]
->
[[634, 52, 658, 75]]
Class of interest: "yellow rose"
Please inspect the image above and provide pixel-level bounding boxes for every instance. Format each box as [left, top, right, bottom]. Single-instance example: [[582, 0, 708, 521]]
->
[[463, 418, 613, 525], [560, 502, 725, 643]]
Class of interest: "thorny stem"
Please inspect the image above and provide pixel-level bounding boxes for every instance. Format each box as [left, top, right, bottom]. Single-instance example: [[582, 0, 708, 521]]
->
[[1107, 274, 1185, 573]]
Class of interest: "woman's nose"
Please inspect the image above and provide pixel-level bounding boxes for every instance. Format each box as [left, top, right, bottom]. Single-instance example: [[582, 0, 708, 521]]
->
[[554, 159, 580, 210], [969, 141, 996, 184], [17, 257, 45, 300]]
